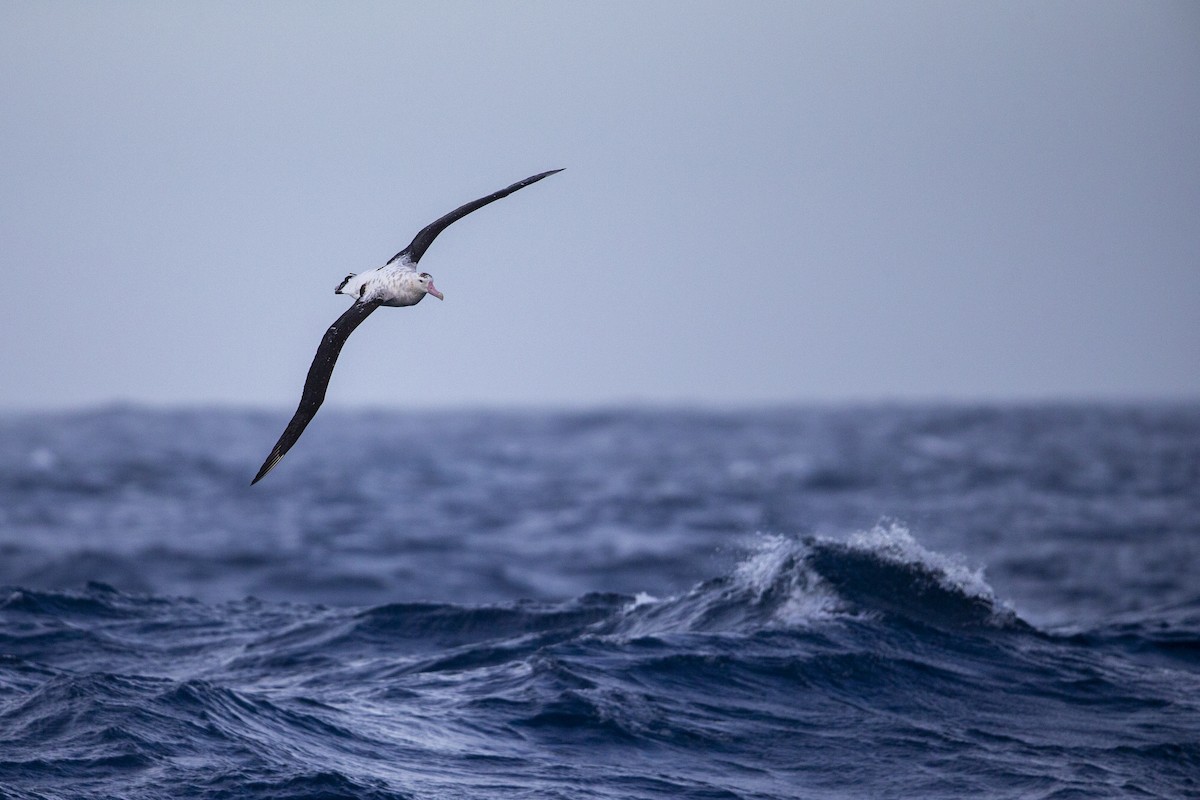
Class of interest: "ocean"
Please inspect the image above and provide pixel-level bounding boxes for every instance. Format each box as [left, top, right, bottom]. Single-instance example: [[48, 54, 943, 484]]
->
[[1, 405, 1197, 799]]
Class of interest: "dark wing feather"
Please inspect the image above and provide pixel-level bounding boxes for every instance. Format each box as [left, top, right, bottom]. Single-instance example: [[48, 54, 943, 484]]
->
[[251, 300, 381, 484], [386, 169, 563, 265]]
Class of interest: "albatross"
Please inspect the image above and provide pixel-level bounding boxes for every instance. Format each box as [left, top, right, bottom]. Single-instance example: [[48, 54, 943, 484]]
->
[[251, 168, 563, 485]]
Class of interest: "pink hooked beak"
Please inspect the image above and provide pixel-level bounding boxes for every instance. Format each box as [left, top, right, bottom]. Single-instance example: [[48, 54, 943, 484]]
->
[[427, 280, 444, 301]]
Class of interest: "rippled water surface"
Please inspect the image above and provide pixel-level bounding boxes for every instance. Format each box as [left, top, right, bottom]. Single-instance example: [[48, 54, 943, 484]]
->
[[1, 406, 1198, 799]]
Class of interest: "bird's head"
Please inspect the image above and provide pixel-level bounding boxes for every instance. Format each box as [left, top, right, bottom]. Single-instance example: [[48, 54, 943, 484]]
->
[[417, 272, 444, 301]]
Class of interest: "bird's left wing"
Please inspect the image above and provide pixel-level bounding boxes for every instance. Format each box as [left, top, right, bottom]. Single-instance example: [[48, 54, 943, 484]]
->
[[251, 299, 382, 484], [386, 169, 563, 266]]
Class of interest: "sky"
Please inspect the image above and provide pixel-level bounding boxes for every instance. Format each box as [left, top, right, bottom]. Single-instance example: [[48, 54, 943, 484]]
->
[[2, 1, 1197, 410]]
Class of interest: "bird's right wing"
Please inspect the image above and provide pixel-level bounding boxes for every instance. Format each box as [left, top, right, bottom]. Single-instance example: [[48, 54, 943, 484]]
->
[[386, 169, 563, 266], [251, 299, 382, 484]]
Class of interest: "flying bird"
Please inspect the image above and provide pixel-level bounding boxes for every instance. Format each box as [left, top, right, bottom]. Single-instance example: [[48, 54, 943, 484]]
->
[[251, 169, 563, 484]]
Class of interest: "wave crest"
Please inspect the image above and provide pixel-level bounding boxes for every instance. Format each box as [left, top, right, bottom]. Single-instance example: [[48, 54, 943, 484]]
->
[[618, 524, 1023, 636]]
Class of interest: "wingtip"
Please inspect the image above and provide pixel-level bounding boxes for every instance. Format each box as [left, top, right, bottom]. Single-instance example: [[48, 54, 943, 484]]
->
[[250, 453, 280, 486]]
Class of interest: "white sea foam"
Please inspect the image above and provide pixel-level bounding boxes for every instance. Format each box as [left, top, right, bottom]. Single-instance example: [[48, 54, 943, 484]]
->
[[845, 522, 999, 605], [733, 533, 844, 625]]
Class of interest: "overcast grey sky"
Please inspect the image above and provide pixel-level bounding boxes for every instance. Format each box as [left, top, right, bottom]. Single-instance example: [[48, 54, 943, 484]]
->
[[2, 1, 1197, 410]]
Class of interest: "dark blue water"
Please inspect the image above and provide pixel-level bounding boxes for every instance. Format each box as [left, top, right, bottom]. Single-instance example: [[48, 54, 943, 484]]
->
[[2, 405, 1198, 799]]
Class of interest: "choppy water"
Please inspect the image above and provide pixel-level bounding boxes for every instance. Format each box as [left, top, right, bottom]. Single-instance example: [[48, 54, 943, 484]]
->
[[1, 405, 1198, 799]]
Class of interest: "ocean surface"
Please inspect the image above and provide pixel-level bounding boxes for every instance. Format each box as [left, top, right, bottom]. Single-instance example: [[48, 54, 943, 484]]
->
[[1, 405, 1198, 799]]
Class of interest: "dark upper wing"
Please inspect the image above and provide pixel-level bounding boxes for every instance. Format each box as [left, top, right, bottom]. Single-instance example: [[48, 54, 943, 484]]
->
[[251, 300, 382, 485], [386, 169, 563, 265]]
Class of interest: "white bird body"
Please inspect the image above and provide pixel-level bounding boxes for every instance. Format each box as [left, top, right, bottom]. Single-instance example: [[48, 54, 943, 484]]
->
[[335, 257, 443, 307]]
